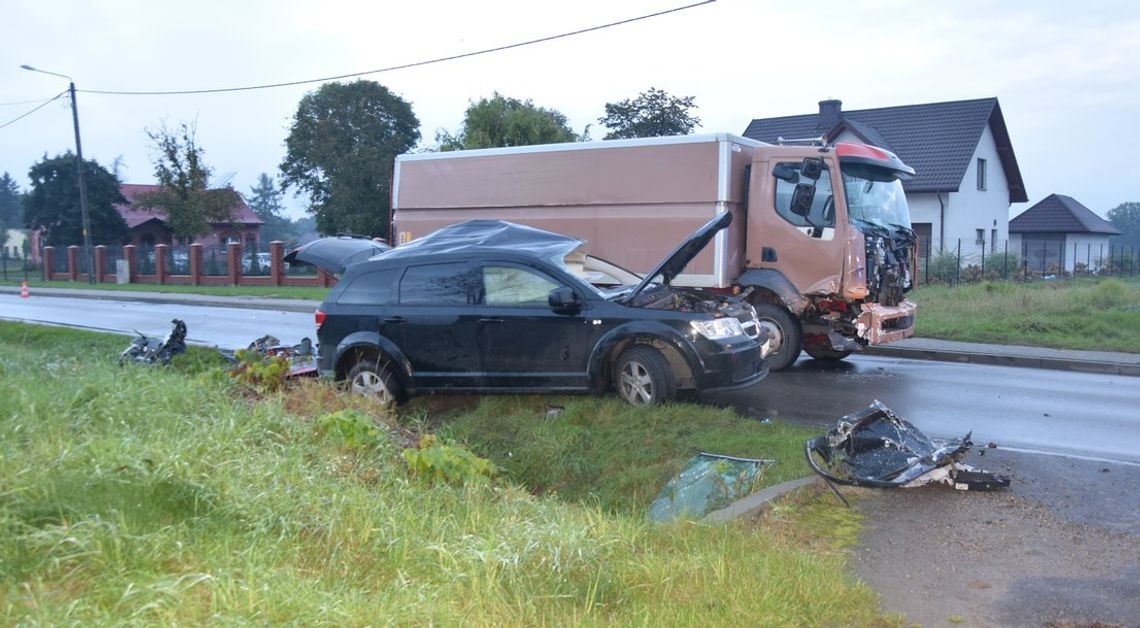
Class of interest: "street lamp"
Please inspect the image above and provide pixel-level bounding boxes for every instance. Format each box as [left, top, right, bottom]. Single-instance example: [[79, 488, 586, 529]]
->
[[21, 64, 95, 284]]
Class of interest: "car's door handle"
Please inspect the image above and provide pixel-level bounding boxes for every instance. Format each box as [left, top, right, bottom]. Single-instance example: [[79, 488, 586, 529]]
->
[[383, 316, 406, 323], [479, 317, 504, 324]]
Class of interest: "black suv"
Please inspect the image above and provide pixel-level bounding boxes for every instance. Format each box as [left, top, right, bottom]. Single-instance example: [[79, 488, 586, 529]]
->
[[296, 214, 769, 406]]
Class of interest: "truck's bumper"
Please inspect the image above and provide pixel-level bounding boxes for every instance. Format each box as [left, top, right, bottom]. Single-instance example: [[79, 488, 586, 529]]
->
[[855, 299, 917, 346]]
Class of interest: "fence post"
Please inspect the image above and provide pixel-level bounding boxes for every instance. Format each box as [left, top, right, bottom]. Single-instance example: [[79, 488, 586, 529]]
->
[[94, 245, 107, 283], [981, 237, 986, 276], [955, 239, 961, 285], [67, 245, 79, 282], [190, 244, 203, 286], [155, 243, 169, 284], [270, 240, 285, 286], [42, 246, 55, 280], [227, 241, 242, 286], [1003, 240, 1009, 279], [123, 244, 137, 282]]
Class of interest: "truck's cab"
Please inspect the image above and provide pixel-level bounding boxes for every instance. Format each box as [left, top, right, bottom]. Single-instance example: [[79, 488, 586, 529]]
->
[[739, 142, 917, 369]]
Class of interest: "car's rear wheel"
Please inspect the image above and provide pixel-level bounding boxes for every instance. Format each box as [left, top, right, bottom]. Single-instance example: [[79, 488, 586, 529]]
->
[[614, 346, 675, 406], [347, 359, 402, 407]]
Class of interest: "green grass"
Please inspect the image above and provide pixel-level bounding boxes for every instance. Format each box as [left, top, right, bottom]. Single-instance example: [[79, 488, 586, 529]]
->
[[0, 322, 893, 625], [11, 278, 328, 300], [911, 276, 1140, 352]]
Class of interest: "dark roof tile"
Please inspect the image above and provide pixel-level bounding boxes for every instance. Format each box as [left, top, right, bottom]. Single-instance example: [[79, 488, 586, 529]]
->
[[1009, 194, 1120, 235]]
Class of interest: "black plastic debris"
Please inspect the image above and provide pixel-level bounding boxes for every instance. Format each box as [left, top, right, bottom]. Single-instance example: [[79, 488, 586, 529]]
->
[[220, 334, 317, 378], [805, 400, 1010, 498], [119, 319, 187, 366]]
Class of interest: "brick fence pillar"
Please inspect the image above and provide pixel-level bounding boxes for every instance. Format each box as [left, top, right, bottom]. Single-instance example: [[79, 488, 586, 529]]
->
[[189, 244, 203, 286], [67, 245, 79, 282], [227, 242, 242, 285], [43, 246, 55, 280], [155, 243, 168, 284], [269, 240, 284, 286], [94, 245, 107, 283], [123, 244, 137, 282]]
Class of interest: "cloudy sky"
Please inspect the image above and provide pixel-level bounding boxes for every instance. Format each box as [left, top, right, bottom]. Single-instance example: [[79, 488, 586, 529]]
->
[[3, 0, 1138, 220]]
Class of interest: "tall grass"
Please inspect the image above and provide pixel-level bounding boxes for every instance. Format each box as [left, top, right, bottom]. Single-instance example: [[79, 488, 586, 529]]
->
[[911, 276, 1140, 352], [0, 323, 892, 624]]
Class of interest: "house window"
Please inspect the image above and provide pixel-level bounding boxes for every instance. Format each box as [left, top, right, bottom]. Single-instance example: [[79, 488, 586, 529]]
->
[[976, 229, 985, 245], [977, 158, 987, 191]]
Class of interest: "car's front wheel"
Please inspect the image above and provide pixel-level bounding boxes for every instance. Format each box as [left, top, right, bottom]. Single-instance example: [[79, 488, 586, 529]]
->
[[803, 343, 851, 362], [347, 359, 402, 407], [614, 346, 675, 406]]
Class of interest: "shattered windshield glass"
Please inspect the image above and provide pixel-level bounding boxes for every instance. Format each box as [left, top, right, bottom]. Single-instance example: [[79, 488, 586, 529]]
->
[[842, 163, 911, 232]]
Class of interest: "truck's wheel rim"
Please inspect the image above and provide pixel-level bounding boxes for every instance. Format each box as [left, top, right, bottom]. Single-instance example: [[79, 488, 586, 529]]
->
[[757, 318, 784, 354], [620, 361, 653, 405], [351, 370, 394, 406]]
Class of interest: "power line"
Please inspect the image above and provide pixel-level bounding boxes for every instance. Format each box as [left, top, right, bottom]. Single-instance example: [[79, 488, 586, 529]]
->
[[0, 89, 68, 130], [0, 95, 62, 107], [80, 0, 714, 96]]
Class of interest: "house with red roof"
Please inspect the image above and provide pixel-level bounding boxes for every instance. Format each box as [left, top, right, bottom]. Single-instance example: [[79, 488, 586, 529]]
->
[[116, 183, 264, 250]]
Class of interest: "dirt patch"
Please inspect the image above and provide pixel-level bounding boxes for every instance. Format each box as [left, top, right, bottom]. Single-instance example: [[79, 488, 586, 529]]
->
[[851, 449, 1140, 627]]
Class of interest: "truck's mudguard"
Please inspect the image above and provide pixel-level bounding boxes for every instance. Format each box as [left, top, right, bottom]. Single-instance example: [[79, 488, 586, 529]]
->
[[735, 268, 808, 314]]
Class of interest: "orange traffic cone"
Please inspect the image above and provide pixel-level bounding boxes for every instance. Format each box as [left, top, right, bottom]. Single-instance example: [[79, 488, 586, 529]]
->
[[20, 281, 29, 298]]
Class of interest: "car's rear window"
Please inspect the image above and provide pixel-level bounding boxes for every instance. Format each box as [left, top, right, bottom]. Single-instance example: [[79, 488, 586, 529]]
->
[[336, 268, 400, 305], [399, 262, 472, 305]]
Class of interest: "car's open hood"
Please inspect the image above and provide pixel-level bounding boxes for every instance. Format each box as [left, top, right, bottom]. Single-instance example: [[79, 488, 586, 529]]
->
[[621, 212, 731, 304], [283, 237, 391, 274]]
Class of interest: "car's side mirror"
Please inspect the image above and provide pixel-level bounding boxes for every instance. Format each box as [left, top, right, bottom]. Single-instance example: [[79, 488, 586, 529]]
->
[[548, 286, 580, 314], [790, 183, 817, 217]]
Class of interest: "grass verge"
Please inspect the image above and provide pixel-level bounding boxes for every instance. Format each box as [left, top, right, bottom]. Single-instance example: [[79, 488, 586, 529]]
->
[[10, 278, 328, 300], [912, 276, 1140, 352], [0, 322, 893, 624]]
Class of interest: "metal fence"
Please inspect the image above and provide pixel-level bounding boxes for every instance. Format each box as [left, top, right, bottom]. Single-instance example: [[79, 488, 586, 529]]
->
[[917, 237, 1138, 286], [1, 247, 39, 282]]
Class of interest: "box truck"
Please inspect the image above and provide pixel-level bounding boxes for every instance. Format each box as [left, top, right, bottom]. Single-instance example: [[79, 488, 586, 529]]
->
[[391, 133, 917, 370]]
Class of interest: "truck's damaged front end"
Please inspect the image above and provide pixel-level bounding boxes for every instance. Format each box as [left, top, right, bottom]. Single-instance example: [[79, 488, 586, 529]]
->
[[805, 144, 918, 353]]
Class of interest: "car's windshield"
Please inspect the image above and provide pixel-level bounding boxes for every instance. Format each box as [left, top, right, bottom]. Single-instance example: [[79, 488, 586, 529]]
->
[[841, 163, 910, 231]]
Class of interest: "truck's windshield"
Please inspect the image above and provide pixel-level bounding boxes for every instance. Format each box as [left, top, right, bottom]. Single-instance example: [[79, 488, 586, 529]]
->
[[841, 163, 910, 231]]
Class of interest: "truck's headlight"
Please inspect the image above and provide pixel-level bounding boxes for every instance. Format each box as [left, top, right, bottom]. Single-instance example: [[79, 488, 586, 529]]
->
[[690, 317, 744, 340]]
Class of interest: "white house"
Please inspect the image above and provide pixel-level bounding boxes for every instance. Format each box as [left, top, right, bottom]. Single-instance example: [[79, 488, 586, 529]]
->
[[743, 98, 1027, 262], [1009, 194, 1121, 273]]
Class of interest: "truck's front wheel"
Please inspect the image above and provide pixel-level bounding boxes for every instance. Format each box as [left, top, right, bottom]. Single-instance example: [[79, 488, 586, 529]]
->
[[752, 303, 802, 371]]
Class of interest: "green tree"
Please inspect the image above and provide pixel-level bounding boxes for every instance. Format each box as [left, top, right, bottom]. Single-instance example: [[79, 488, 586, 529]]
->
[[280, 80, 420, 239], [23, 153, 128, 247], [134, 121, 241, 240], [436, 93, 578, 151], [247, 173, 294, 244], [0, 172, 22, 250], [1107, 202, 1140, 247], [598, 87, 700, 140]]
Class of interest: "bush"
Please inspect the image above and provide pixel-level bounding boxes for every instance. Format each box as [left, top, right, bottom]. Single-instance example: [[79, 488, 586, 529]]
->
[[922, 251, 960, 284], [402, 434, 496, 485], [228, 348, 289, 392], [985, 251, 1021, 278], [317, 409, 383, 449]]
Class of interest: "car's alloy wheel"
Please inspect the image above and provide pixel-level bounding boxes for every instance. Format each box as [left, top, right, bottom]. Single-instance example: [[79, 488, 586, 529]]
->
[[615, 346, 675, 406], [751, 302, 802, 371], [348, 359, 400, 407]]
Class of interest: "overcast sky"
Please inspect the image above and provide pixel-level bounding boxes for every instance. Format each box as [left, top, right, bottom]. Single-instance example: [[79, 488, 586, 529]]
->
[[3, 0, 1138, 220]]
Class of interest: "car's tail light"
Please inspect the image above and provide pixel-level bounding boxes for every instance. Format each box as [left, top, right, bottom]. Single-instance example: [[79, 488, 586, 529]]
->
[[315, 308, 326, 331]]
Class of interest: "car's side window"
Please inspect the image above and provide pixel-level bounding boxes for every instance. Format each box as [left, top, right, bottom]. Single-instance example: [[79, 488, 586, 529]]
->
[[773, 162, 836, 228], [399, 262, 473, 304], [481, 265, 559, 306], [336, 268, 400, 305]]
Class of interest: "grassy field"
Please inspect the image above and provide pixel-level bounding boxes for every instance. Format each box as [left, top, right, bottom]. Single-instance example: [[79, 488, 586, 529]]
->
[[911, 276, 1140, 352], [0, 322, 893, 625]]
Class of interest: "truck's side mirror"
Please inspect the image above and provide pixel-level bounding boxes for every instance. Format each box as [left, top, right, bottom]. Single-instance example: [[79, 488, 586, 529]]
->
[[772, 163, 799, 183], [790, 183, 817, 217], [800, 157, 824, 181], [548, 286, 581, 314]]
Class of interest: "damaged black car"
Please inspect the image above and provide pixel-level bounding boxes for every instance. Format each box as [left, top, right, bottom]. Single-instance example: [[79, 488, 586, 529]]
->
[[294, 213, 770, 406]]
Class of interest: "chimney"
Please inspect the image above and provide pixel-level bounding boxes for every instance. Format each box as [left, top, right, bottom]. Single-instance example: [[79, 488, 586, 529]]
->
[[818, 99, 843, 130]]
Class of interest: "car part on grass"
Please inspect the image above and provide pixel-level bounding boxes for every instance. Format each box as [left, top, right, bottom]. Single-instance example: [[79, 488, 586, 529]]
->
[[805, 400, 1009, 505], [119, 319, 187, 366], [649, 452, 774, 522], [219, 335, 317, 378]]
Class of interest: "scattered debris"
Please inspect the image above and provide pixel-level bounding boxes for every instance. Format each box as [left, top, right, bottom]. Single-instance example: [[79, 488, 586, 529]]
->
[[219, 334, 317, 378], [543, 404, 564, 419], [649, 452, 774, 522], [804, 400, 1010, 504], [119, 319, 187, 366]]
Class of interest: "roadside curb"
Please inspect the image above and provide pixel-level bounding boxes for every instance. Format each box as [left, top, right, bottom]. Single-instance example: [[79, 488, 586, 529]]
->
[[703, 476, 818, 523], [863, 344, 1140, 377], [0, 285, 319, 314]]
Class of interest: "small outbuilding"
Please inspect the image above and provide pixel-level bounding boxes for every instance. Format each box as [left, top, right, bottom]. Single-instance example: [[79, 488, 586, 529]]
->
[[1009, 194, 1120, 273]]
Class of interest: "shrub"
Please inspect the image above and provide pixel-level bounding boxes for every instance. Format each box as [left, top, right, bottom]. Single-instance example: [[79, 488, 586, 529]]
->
[[317, 409, 383, 449], [403, 434, 496, 485], [228, 348, 289, 392], [985, 251, 1021, 279], [922, 251, 960, 284]]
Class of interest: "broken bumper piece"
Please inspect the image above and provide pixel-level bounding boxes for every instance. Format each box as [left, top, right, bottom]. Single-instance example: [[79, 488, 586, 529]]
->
[[805, 400, 1009, 491]]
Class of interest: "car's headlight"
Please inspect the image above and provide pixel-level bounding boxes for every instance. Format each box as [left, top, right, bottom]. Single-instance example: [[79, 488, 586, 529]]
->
[[690, 317, 745, 340]]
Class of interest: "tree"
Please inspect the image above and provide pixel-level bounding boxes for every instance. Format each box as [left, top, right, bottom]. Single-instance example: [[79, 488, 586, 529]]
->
[[23, 153, 128, 247], [0, 173, 22, 250], [280, 80, 420, 239], [598, 87, 700, 140], [436, 93, 578, 151], [134, 121, 241, 240], [1107, 202, 1140, 247], [247, 173, 294, 244]]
